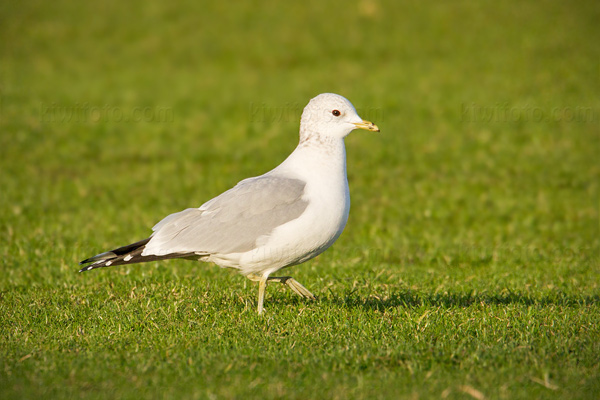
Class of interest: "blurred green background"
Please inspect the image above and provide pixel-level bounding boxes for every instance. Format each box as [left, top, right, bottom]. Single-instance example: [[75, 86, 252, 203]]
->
[[1, 0, 598, 399]]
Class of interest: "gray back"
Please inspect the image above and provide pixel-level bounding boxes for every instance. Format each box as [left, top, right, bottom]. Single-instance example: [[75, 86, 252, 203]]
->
[[147, 176, 309, 255]]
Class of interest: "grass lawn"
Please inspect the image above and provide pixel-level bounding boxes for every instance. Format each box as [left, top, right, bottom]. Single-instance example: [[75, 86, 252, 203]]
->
[[1, 0, 598, 398]]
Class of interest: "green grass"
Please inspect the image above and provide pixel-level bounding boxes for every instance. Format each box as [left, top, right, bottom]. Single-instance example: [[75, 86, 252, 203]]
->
[[1, 0, 598, 399]]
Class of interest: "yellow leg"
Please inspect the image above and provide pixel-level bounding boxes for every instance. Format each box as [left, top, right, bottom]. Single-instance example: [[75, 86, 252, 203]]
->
[[248, 273, 313, 314], [257, 275, 268, 315], [268, 276, 316, 300]]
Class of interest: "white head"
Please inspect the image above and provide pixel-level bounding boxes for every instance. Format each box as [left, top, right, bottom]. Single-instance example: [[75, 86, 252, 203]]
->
[[299, 93, 379, 142]]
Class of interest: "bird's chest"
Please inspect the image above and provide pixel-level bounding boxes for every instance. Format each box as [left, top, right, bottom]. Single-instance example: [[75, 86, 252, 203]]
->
[[304, 176, 350, 235], [287, 168, 350, 262]]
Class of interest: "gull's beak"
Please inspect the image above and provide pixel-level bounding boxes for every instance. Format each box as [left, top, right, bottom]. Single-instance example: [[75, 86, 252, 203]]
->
[[353, 120, 380, 132]]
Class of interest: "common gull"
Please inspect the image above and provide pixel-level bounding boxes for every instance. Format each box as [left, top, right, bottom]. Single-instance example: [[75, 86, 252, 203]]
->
[[79, 93, 379, 314]]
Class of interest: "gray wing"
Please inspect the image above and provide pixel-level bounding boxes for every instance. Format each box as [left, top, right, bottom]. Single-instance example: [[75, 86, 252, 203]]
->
[[143, 175, 309, 256]]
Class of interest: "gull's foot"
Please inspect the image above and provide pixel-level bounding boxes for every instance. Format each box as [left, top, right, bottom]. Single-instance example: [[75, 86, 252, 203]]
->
[[268, 276, 316, 300]]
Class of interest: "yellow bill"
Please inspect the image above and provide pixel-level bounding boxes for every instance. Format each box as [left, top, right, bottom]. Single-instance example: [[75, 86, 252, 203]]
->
[[353, 120, 380, 132]]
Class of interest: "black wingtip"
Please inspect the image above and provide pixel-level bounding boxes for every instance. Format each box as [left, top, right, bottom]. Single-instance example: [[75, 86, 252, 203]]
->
[[79, 256, 97, 265], [78, 264, 95, 273]]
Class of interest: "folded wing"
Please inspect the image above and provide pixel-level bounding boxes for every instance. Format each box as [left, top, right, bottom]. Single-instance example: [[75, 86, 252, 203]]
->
[[143, 176, 309, 256]]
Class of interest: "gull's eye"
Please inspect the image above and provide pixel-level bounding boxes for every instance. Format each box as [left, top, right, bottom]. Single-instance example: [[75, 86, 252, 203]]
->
[[332, 110, 341, 117]]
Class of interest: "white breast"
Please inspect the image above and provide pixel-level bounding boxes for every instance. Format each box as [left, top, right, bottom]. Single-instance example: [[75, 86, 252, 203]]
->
[[237, 137, 350, 275]]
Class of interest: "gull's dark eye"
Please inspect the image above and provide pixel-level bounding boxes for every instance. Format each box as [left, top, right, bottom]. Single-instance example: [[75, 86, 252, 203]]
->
[[332, 110, 341, 117]]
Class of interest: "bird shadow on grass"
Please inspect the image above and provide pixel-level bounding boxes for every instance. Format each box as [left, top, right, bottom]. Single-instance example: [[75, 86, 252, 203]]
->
[[321, 288, 600, 312]]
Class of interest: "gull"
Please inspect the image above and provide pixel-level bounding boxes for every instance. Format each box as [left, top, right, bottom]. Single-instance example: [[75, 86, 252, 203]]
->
[[79, 93, 379, 314]]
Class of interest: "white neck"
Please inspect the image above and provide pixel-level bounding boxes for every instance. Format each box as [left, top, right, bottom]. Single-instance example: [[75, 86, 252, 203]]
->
[[271, 132, 347, 182]]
